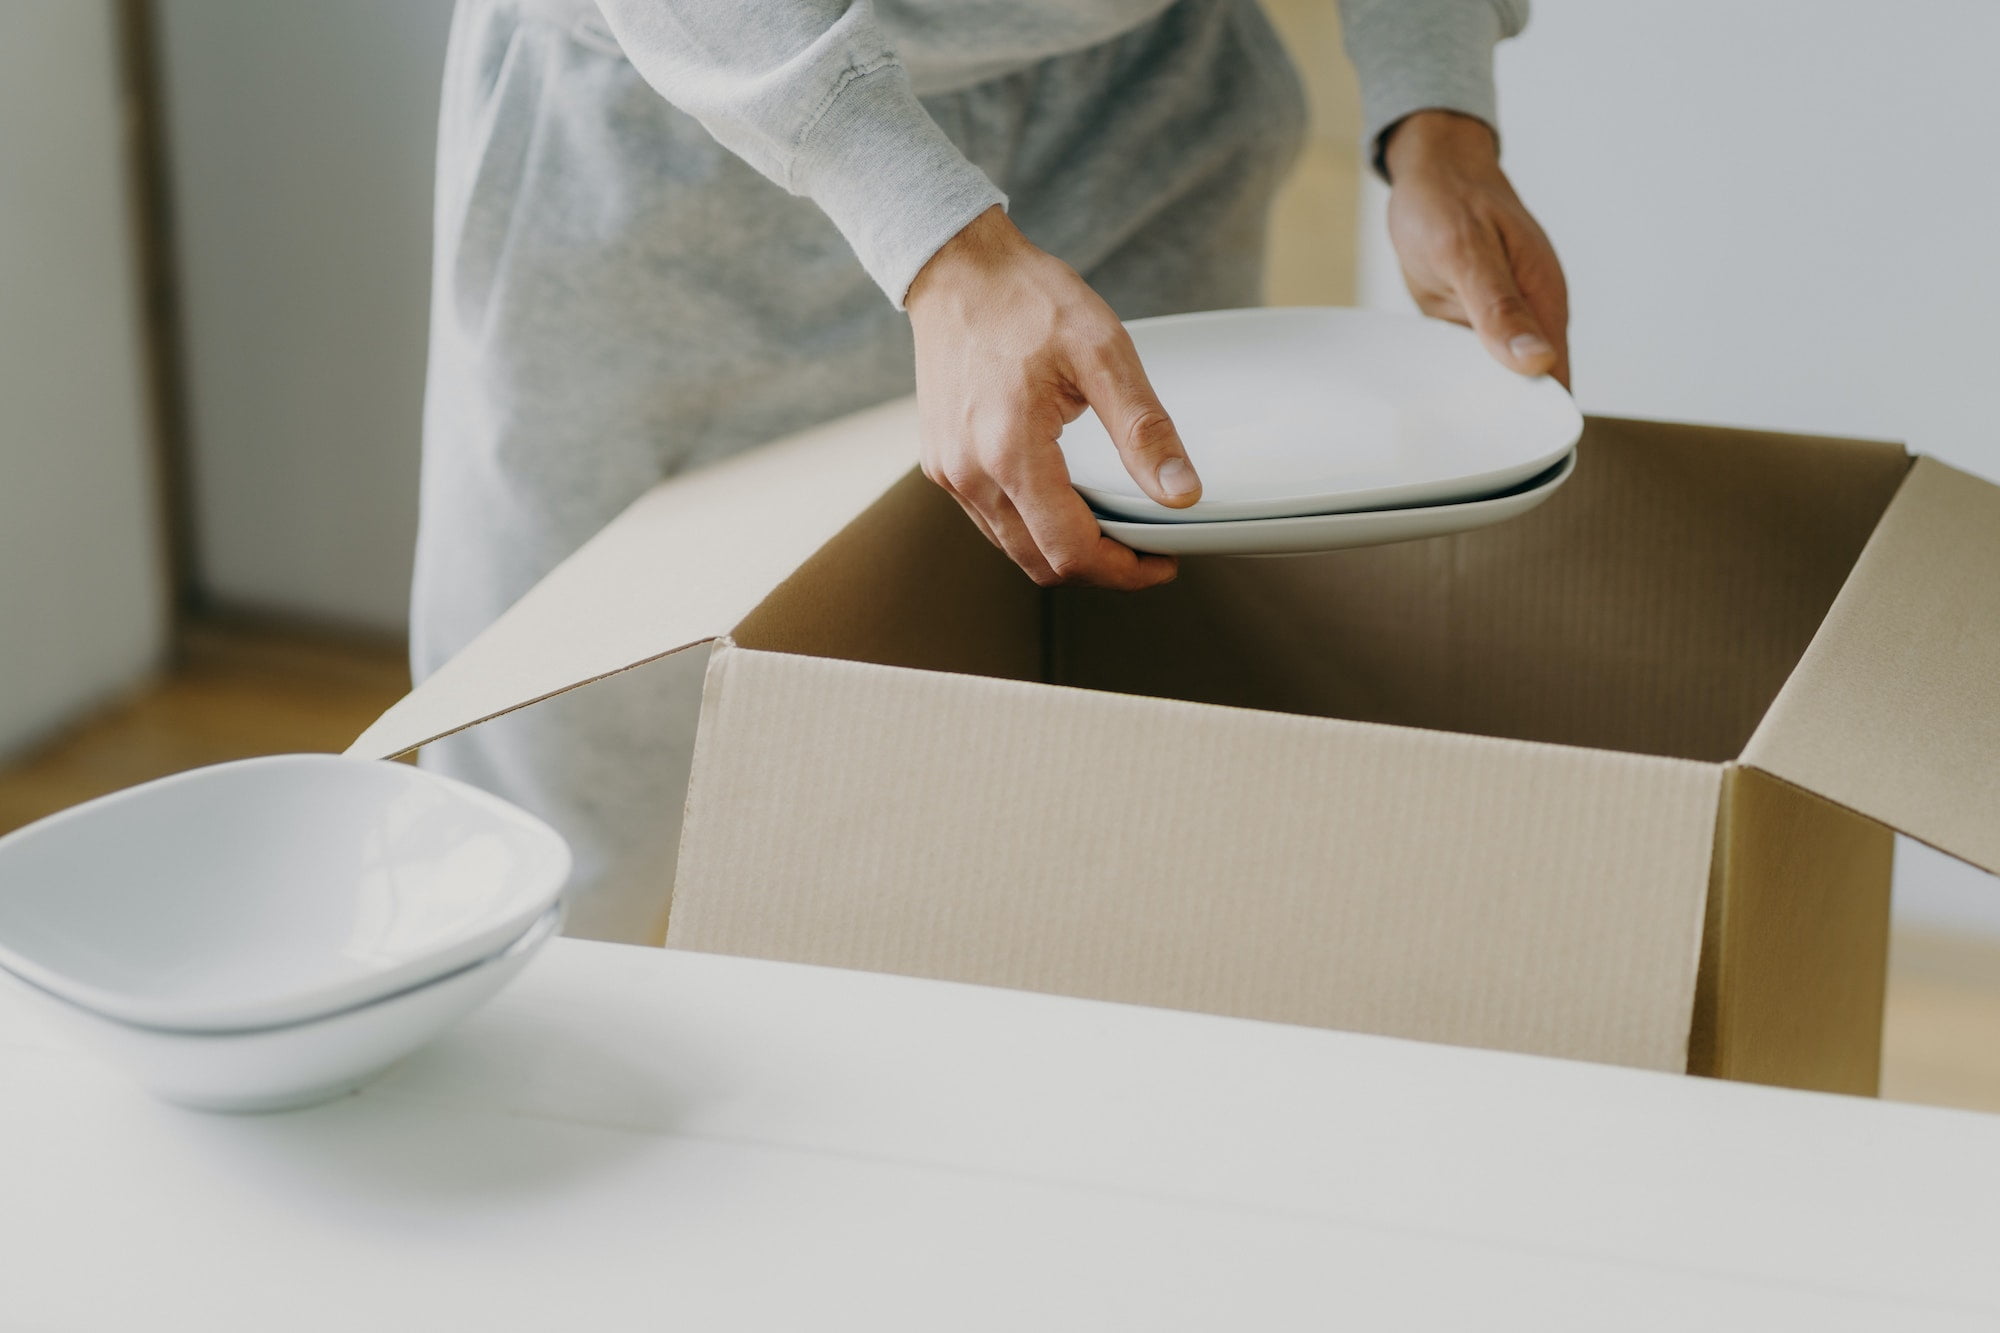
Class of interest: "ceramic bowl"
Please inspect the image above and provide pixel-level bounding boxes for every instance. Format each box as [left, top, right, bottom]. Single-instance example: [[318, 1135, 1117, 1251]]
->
[[1, 903, 562, 1112], [1061, 308, 1582, 524], [0, 754, 571, 1032], [1094, 449, 1577, 557]]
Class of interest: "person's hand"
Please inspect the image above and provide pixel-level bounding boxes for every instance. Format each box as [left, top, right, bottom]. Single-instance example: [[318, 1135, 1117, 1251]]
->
[[1383, 110, 1570, 387], [906, 206, 1197, 589]]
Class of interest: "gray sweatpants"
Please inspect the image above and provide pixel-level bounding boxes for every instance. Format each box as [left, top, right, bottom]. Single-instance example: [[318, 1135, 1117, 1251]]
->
[[414, 0, 1308, 944]]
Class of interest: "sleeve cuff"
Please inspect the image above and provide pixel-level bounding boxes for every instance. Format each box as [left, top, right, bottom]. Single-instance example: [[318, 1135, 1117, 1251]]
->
[[1340, 0, 1524, 179], [789, 62, 1009, 308]]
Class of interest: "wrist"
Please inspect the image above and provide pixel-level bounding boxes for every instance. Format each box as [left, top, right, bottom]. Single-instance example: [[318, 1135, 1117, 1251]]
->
[[1382, 110, 1499, 183], [907, 206, 1029, 313]]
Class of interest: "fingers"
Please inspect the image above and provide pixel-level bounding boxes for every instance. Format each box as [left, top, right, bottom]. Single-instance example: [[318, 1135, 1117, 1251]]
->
[[908, 219, 1190, 588], [1509, 219, 1572, 390], [924, 448, 1175, 591], [1072, 325, 1202, 510], [1379, 117, 1572, 388], [1450, 224, 1561, 380], [924, 455, 1055, 584], [1000, 443, 1178, 590], [1533, 305, 1571, 391]]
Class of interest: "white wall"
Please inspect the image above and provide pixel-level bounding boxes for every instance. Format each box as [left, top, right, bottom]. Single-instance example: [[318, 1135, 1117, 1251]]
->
[[156, 0, 454, 632], [0, 2, 170, 759], [1357, 0, 2000, 934]]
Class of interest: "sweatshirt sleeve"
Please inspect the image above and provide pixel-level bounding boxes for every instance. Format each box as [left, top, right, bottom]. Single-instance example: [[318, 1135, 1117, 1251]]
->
[[592, 0, 1006, 306], [1337, 0, 1531, 178]]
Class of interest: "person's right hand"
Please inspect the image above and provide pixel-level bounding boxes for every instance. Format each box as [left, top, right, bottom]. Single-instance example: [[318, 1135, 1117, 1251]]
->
[[906, 206, 1200, 589]]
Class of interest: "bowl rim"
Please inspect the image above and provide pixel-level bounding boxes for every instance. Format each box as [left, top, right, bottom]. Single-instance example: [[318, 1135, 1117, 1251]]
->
[[0, 754, 572, 1031], [0, 901, 565, 1037], [1092, 447, 1577, 556]]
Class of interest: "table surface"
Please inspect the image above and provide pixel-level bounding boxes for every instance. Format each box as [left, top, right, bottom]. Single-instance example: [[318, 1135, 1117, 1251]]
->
[[4, 939, 1997, 1331]]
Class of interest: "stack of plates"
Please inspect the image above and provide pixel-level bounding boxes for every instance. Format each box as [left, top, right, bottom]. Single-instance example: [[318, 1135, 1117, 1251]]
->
[[1060, 309, 1582, 557], [0, 755, 572, 1112]]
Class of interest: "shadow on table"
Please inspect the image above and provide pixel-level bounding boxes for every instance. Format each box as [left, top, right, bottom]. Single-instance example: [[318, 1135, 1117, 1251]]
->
[[157, 998, 697, 1208]]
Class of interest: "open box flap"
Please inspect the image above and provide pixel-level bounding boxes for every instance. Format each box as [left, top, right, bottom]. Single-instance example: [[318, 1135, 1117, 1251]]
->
[[1744, 457, 2000, 875], [348, 398, 920, 759]]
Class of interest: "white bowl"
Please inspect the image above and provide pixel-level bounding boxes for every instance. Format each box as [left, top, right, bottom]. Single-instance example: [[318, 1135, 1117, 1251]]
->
[[0, 755, 571, 1032], [1061, 308, 1582, 524], [1093, 450, 1576, 557], [1, 904, 563, 1112]]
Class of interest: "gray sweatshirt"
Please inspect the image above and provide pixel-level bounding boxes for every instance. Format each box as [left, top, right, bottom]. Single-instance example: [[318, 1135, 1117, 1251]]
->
[[588, 0, 1530, 302]]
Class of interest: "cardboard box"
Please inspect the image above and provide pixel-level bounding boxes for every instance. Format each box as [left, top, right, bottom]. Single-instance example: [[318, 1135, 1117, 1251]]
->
[[352, 402, 2000, 1094]]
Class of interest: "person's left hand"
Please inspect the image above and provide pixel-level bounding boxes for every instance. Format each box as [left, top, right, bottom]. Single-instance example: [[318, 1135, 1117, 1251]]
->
[[1382, 110, 1570, 388]]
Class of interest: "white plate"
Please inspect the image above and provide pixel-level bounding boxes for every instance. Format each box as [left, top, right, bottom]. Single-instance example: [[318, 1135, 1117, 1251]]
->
[[1061, 308, 1581, 524], [0, 904, 563, 1112], [1096, 450, 1576, 557], [0, 754, 571, 1032]]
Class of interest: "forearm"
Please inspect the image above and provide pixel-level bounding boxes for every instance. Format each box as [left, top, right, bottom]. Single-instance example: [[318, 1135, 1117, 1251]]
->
[[593, 0, 1003, 303]]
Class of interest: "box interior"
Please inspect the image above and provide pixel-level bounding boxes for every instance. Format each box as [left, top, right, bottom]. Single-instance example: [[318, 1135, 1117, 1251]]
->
[[736, 417, 1912, 763]]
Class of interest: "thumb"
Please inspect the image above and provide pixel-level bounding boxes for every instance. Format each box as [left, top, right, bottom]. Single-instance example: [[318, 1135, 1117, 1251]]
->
[[1074, 326, 1202, 509], [1455, 230, 1559, 378]]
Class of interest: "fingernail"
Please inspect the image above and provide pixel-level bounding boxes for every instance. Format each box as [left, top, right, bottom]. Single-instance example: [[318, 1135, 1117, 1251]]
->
[[1509, 333, 1553, 363], [1157, 456, 1199, 498]]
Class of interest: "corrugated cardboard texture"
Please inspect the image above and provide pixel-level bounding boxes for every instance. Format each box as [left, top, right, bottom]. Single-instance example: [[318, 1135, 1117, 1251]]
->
[[1689, 766, 1892, 1094], [1746, 458, 2000, 874], [348, 399, 919, 759], [670, 646, 1724, 1072], [734, 470, 1041, 683], [1053, 418, 1911, 763]]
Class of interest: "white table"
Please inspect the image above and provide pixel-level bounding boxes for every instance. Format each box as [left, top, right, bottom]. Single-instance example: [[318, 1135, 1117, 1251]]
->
[[3, 940, 1996, 1330]]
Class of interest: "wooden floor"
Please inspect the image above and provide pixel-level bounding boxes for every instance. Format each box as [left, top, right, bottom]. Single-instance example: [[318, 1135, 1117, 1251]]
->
[[3, 620, 1997, 1115], [0, 619, 409, 833]]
